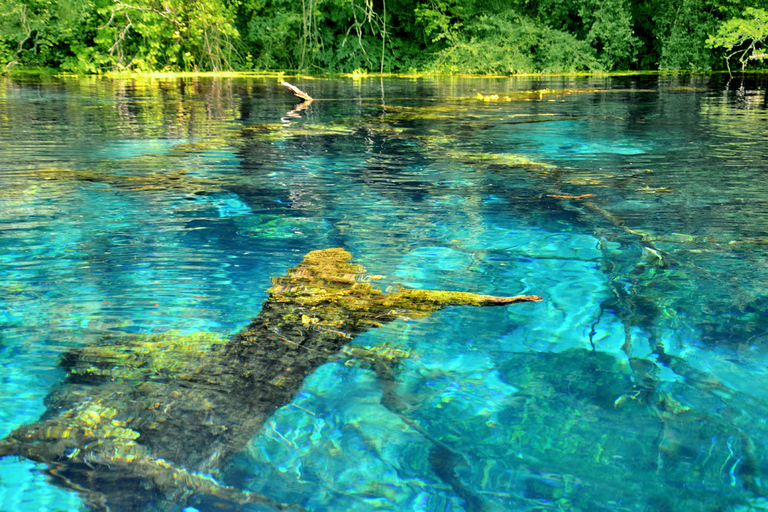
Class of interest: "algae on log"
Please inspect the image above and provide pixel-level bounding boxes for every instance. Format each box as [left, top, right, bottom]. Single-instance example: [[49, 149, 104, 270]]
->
[[0, 248, 540, 512]]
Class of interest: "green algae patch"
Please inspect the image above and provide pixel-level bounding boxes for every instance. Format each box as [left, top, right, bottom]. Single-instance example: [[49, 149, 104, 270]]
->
[[16, 164, 229, 197], [379, 289, 540, 317], [415, 139, 560, 174], [474, 88, 604, 102], [66, 331, 228, 382], [243, 122, 356, 138]]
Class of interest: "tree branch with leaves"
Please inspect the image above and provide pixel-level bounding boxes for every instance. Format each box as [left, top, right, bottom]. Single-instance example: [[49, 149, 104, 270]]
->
[[706, 7, 768, 76]]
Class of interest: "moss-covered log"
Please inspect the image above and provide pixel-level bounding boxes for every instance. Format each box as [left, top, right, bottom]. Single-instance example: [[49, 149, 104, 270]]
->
[[0, 248, 540, 512]]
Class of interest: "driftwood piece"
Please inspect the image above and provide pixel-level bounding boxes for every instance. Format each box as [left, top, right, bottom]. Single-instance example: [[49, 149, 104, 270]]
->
[[0, 248, 540, 511], [280, 80, 314, 102]]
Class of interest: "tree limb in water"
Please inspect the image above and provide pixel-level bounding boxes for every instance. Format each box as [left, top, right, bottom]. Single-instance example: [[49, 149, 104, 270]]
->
[[280, 80, 314, 101], [0, 248, 539, 511]]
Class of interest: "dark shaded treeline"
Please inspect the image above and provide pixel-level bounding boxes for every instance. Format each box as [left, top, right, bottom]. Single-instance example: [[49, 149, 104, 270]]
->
[[1, 0, 767, 74]]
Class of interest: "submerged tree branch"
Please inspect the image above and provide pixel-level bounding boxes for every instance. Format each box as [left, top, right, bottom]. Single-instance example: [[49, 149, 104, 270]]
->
[[280, 80, 314, 101], [0, 248, 539, 510]]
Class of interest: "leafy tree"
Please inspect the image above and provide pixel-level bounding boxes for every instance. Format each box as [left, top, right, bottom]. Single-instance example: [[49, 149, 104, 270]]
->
[[707, 6, 768, 74], [645, 0, 767, 71], [237, 0, 403, 72], [578, 0, 639, 70], [424, 10, 602, 74], [94, 0, 241, 71], [629, 0, 663, 69], [235, 0, 302, 69], [310, 0, 389, 72], [415, 0, 465, 48], [0, 0, 97, 70], [653, 0, 717, 70]]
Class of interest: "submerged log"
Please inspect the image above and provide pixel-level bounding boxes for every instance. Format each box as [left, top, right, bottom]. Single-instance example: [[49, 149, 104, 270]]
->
[[0, 248, 540, 511]]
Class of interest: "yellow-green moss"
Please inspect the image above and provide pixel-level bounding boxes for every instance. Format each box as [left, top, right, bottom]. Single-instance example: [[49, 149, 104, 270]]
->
[[70, 331, 226, 381], [268, 249, 534, 319], [378, 289, 491, 316]]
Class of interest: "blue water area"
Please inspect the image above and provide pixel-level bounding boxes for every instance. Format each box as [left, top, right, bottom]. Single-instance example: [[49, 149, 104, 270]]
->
[[1, 74, 768, 511]]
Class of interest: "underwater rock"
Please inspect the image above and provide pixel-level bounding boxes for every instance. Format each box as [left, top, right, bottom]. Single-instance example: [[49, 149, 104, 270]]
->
[[0, 248, 540, 512]]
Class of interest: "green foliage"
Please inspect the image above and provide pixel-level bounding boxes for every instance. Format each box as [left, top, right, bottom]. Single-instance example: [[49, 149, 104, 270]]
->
[[94, 0, 241, 71], [492, 0, 637, 70], [646, 0, 767, 72], [707, 7, 768, 73], [0, 0, 242, 72], [425, 11, 602, 74], [2, 0, 768, 73], [0, 0, 97, 70], [236, 0, 401, 72], [415, 0, 464, 46], [654, 0, 719, 70], [0, 39, 13, 70], [237, 0, 301, 69], [578, 0, 639, 70], [646, 0, 736, 71]]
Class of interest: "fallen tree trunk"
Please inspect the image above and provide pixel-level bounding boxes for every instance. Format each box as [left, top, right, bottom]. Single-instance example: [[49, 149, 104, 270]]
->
[[0, 248, 540, 511]]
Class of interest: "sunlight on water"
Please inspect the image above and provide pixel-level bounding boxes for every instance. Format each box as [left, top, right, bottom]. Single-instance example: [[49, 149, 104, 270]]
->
[[1, 73, 768, 511]]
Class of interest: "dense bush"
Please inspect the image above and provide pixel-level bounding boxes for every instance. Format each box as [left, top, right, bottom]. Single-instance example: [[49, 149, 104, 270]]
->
[[424, 12, 601, 73]]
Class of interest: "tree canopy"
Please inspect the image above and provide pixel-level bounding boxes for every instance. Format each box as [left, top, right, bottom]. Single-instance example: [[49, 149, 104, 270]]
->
[[1, 0, 767, 74]]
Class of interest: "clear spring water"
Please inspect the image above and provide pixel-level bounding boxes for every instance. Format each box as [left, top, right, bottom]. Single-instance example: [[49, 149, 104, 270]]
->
[[1, 73, 768, 511]]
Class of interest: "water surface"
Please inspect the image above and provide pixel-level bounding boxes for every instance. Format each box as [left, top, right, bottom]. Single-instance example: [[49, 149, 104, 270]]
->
[[1, 73, 768, 511]]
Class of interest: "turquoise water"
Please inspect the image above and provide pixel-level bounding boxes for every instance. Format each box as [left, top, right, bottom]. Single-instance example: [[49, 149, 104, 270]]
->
[[1, 74, 768, 511]]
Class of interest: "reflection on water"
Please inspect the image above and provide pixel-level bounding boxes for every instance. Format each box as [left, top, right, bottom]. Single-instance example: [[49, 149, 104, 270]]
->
[[1, 73, 768, 511]]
